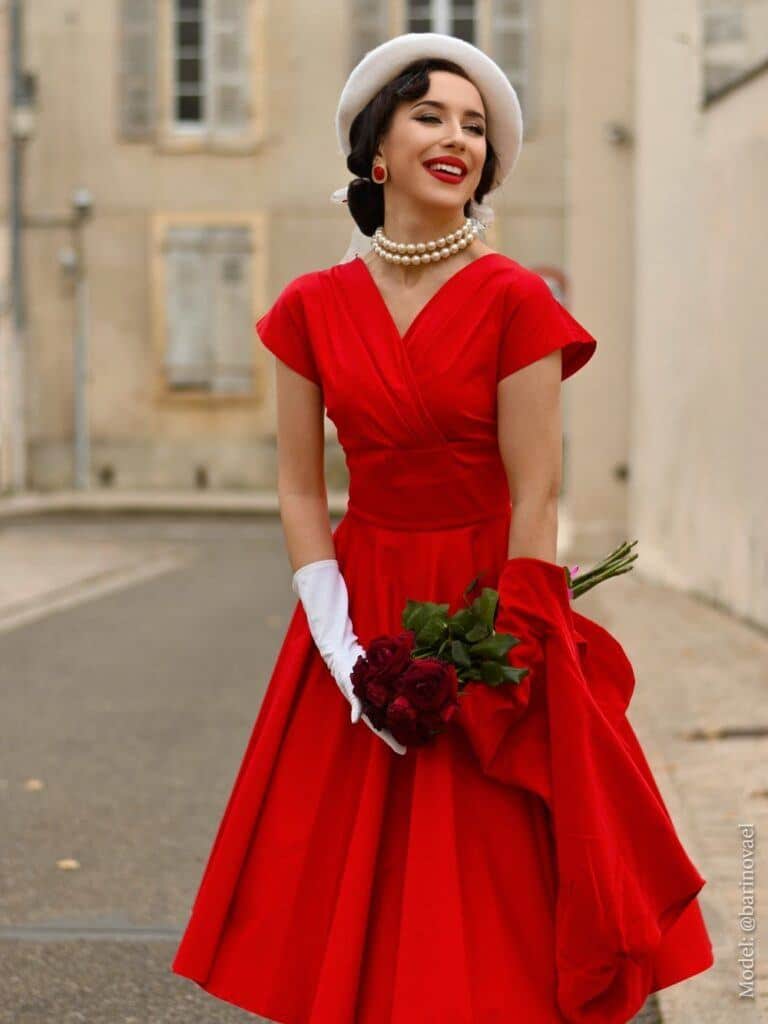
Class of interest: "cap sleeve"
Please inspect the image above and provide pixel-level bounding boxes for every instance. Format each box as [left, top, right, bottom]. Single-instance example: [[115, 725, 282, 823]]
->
[[497, 272, 597, 383], [255, 277, 321, 386]]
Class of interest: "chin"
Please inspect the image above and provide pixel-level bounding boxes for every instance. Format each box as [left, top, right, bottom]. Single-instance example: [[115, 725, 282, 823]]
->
[[417, 193, 470, 217]]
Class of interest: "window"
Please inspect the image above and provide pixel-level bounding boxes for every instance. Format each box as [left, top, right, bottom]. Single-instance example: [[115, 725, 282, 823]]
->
[[162, 223, 255, 394], [174, 0, 205, 123], [490, 0, 532, 123], [702, 0, 768, 101], [402, 0, 533, 122], [173, 0, 250, 134], [119, 0, 258, 144], [350, 0, 389, 68], [406, 0, 477, 43]]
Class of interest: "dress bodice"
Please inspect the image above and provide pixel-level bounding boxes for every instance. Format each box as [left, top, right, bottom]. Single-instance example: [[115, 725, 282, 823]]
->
[[255, 252, 597, 530]]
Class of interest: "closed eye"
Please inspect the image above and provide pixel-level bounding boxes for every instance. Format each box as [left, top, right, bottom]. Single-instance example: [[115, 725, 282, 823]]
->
[[416, 114, 485, 136]]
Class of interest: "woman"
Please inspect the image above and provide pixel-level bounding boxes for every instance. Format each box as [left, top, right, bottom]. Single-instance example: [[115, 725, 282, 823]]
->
[[171, 33, 713, 1023]]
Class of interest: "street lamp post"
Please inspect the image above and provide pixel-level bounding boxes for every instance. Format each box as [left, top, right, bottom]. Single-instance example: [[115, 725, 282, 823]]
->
[[70, 188, 93, 491]]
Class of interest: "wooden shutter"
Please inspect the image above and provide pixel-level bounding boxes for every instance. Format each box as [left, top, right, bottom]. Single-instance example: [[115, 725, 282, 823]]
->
[[163, 223, 254, 393], [209, 0, 250, 134], [119, 0, 156, 139], [164, 226, 213, 389], [209, 226, 254, 394], [490, 0, 532, 123], [702, 1, 747, 96], [702, 0, 744, 45], [350, 0, 389, 68]]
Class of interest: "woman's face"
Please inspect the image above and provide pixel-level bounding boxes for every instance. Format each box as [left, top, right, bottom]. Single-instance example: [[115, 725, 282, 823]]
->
[[377, 70, 487, 219]]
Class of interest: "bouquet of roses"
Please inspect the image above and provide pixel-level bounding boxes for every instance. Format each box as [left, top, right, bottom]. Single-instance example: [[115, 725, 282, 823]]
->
[[350, 540, 638, 747]]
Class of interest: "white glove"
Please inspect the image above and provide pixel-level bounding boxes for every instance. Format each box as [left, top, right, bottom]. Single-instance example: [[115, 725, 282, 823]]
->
[[291, 558, 406, 755]]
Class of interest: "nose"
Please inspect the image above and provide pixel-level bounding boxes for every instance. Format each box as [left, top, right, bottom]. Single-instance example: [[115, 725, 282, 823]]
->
[[442, 118, 467, 148]]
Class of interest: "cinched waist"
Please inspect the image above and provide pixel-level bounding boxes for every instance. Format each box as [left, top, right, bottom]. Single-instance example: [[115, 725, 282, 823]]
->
[[343, 441, 511, 531]]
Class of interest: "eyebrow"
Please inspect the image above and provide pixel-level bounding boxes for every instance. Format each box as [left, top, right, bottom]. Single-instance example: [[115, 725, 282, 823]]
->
[[411, 99, 486, 121]]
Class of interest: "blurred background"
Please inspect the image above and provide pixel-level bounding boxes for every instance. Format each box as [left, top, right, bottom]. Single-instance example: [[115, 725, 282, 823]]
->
[[0, 2, 766, 1022]]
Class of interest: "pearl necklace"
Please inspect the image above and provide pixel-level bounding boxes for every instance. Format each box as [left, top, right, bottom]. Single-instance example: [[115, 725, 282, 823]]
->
[[371, 216, 486, 266]]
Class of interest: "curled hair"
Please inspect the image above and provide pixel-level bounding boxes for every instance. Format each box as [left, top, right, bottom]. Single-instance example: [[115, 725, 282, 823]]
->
[[345, 58, 499, 237]]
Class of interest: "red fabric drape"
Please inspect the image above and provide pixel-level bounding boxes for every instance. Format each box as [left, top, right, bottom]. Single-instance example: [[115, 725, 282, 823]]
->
[[457, 557, 714, 1023]]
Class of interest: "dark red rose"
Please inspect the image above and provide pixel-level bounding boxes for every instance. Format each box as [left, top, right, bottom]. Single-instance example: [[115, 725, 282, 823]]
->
[[349, 634, 460, 747], [366, 631, 415, 681], [385, 695, 434, 746], [365, 679, 392, 709], [398, 659, 459, 712], [363, 701, 388, 730], [352, 632, 415, 703]]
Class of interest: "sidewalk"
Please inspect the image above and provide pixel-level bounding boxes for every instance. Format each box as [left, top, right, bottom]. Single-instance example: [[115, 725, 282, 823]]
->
[[582, 569, 767, 1023], [0, 524, 190, 634], [0, 501, 765, 1022]]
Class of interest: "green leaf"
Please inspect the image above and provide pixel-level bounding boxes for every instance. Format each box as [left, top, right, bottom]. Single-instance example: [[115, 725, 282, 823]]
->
[[418, 615, 449, 647], [470, 587, 498, 629], [464, 620, 491, 643], [500, 664, 529, 685], [402, 599, 450, 634], [447, 607, 475, 637], [470, 631, 519, 660], [477, 660, 506, 685], [451, 639, 472, 668], [437, 637, 452, 658]]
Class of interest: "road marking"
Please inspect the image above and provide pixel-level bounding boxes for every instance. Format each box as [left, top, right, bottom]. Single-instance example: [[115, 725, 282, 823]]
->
[[0, 923, 182, 942], [0, 554, 189, 634]]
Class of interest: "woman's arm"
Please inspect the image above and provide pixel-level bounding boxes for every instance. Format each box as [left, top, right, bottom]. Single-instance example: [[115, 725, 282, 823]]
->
[[272, 358, 407, 754], [273, 360, 334, 571], [497, 348, 563, 562]]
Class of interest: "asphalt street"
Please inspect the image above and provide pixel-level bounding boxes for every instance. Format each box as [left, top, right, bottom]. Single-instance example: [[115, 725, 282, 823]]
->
[[1, 515, 291, 1022], [3, 511, 753, 1022]]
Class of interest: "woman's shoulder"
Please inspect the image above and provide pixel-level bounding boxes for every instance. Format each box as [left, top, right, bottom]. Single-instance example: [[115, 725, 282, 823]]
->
[[273, 269, 325, 299], [266, 269, 329, 320], [481, 251, 549, 289]]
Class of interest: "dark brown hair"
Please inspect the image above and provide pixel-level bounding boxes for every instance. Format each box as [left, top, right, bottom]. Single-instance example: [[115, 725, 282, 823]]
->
[[345, 58, 499, 237]]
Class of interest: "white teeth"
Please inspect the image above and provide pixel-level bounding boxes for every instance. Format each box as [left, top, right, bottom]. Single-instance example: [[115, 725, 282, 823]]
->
[[428, 163, 463, 176]]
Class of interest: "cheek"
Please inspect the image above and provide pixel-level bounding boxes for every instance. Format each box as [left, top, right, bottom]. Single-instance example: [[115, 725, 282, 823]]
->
[[471, 137, 487, 168]]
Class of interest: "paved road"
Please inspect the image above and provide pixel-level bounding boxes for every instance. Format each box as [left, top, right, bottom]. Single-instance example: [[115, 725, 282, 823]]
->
[[2, 512, 757, 1022], [1, 515, 291, 1022]]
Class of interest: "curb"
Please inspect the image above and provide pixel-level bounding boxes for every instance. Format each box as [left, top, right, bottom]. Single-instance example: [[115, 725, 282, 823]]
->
[[0, 490, 351, 519]]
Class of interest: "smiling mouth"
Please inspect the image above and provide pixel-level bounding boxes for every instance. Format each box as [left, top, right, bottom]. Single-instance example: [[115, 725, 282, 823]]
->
[[423, 163, 468, 184]]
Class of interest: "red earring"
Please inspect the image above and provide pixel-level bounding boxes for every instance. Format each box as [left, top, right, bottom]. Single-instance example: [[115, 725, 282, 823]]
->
[[372, 164, 387, 183]]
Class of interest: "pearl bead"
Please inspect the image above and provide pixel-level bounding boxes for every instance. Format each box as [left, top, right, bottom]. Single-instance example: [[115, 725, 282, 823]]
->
[[370, 217, 485, 269]]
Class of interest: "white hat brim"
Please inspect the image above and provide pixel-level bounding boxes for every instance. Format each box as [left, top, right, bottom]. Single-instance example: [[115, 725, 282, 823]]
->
[[334, 32, 524, 191]]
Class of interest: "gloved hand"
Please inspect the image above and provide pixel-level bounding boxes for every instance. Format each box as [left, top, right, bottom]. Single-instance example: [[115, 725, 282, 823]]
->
[[291, 558, 406, 755]]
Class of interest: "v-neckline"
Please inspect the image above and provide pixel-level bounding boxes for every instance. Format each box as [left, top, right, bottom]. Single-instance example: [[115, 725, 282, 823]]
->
[[353, 252, 501, 345]]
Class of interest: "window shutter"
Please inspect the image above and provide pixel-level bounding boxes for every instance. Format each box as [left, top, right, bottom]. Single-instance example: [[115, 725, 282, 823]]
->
[[209, 0, 250, 134], [702, 0, 744, 45], [350, 0, 388, 68], [702, 1, 747, 96], [119, 0, 156, 139], [164, 226, 214, 389], [490, 0, 532, 123], [209, 226, 254, 394]]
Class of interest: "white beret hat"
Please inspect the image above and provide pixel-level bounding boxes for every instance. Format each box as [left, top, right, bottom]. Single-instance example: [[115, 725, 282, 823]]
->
[[330, 32, 523, 260], [335, 32, 523, 191]]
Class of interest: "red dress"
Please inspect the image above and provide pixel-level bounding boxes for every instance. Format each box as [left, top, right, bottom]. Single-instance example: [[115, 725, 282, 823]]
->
[[170, 252, 714, 1022]]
